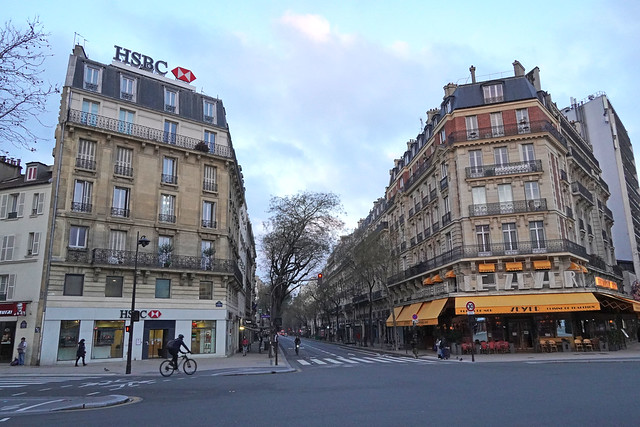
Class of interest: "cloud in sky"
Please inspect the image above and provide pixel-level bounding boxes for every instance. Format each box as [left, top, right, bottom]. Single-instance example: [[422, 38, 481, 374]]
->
[[3, 1, 640, 240]]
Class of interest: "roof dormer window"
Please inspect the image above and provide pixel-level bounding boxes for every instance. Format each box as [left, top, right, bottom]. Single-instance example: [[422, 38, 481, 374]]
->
[[25, 165, 37, 181]]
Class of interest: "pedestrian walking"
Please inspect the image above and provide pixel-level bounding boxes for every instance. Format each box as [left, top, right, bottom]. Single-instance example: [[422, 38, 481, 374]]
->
[[75, 339, 87, 366], [242, 336, 249, 356], [17, 337, 27, 365]]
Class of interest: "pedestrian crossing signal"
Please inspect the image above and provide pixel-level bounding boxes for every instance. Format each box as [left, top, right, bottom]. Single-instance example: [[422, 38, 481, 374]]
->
[[317, 273, 323, 286], [126, 325, 131, 333]]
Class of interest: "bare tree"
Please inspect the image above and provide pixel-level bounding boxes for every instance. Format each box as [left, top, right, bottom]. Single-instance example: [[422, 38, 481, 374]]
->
[[261, 191, 343, 327], [0, 17, 59, 154]]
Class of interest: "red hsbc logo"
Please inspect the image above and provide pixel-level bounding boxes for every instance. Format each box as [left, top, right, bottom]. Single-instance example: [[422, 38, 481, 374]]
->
[[172, 67, 196, 83], [148, 310, 162, 318]]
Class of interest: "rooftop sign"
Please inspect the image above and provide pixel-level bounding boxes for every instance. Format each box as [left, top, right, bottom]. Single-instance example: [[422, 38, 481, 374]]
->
[[113, 45, 197, 83]]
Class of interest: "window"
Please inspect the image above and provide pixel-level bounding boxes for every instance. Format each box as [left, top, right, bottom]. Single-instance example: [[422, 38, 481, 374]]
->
[[440, 128, 446, 144], [161, 157, 177, 184], [118, 109, 135, 135], [490, 112, 504, 137], [159, 194, 176, 223], [76, 138, 96, 170], [191, 320, 216, 354], [105, 276, 123, 297], [164, 88, 178, 113], [120, 75, 136, 101], [203, 100, 216, 123], [72, 180, 93, 212], [26, 165, 38, 181], [84, 65, 100, 91], [92, 320, 125, 359], [57, 320, 80, 361], [502, 223, 518, 251], [1, 193, 25, 218], [64, 274, 84, 296], [69, 226, 88, 249], [203, 165, 217, 192], [529, 221, 546, 250], [204, 130, 215, 152], [108, 230, 126, 252], [157, 235, 173, 267], [155, 278, 171, 298], [516, 109, 530, 134], [465, 116, 479, 140], [498, 184, 513, 214], [476, 225, 490, 252], [199, 281, 213, 300], [81, 100, 99, 126], [445, 232, 453, 251], [443, 196, 450, 214], [494, 147, 508, 166], [483, 84, 503, 103], [0, 274, 16, 301], [163, 120, 178, 144], [522, 143, 535, 162], [111, 187, 130, 217], [524, 181, 540, 200], [115, 146, 133, 177], [1, 235, 15, 260], [201, 240, 215, 270], [202, 201, 216, 228], [32, 192, 45, 215], [441, 162, 448, 179], [469, 149, 483, 176], [27, 232, 41, 255], [471, 187, 487, 215]]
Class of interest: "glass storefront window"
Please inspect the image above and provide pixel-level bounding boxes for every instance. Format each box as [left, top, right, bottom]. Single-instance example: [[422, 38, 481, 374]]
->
[[555, 319, 573, 337], [191, 320, 216, 354], [92, 320, 125, 359], [58, 320, 80, 361]]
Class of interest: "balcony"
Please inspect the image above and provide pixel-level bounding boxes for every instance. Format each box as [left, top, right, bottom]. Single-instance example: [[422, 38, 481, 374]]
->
[[566, 207, 574, 219], [71, 202, 92, 213], [414, 202, 421, 212], [7, 211, 17, 219], [469, 198, 547, 217], [161, 174, 178, 185], [429, 189, 437, 201], [440, 176, 448, 191], [67, 109, 235, 159], [201, 219, 217, 229], [158, 213, 176, 223], [568, 148, 592, 174], [571, 181, 594, 204], [417, 232, 423, 243], [75, 157, 96, 171], [110, 207, 130, 218], [442, 212, 451, 226], [466, 160, 542, 179], [121, 92, 134, 101], [114, 164, 133, 177], [449, 120, 567, 148], [560, 169, 568, 182], [431, 221, 440, 233], [203, 181, 218, 192]]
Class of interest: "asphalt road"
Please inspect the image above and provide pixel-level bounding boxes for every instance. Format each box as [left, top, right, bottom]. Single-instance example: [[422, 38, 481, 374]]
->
[[2, 338, 639, 426]]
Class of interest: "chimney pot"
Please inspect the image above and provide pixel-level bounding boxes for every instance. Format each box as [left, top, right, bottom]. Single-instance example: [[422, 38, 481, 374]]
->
[[469, 65, 476, 83]]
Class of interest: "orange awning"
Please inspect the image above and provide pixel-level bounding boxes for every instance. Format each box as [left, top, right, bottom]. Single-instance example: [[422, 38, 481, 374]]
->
[[455, 293, 600, 315], [445, 270, 456, 278], [534, 260, 552, 270], [479, 263, 495, 272], [506, 262, 523, 271], [417, 299, 448, 326], [394, 303, 423, 326], [385, 306, 405, 327], [581, 265, 588, 273], [433, 274, 443, 283], [569, 262, 582, 271], [423, 277, 433, 285]]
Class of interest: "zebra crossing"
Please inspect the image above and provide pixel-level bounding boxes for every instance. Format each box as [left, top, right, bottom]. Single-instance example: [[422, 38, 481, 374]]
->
[[295, 355, 438, 367]]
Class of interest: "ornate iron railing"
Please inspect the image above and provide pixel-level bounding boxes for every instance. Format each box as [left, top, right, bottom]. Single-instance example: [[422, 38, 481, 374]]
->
[[469, 198, 547, 217], [465, 160, 542, 179]]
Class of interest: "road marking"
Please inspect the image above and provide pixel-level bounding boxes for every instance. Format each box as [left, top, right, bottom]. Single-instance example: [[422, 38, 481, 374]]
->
[[310, 358, 327, 365], [324, 358, 343, 364], [0, 418, 10, 422], [11, 392, 26, 396], [362, 357, 391, 363], [336, 357, 359, 364], [16, 399, 65, 412], [38, 388, 52, 391], [378, 357, 409, 363], [297, 360, 311, 365], [348, 357, 375, 364], [87, 392, 100, 396]]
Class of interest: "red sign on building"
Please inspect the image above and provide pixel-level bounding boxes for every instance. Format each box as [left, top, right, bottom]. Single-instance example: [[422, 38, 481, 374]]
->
[[171, 67, 196, 83], [0, 302, 27, 316]]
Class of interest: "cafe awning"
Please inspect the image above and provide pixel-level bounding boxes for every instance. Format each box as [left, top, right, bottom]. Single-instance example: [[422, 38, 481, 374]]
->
[[454, 293, 600, 315], [385, 306, 405, 327], [394, 303, 424, 326], [417, 298, 448, 326], [506, 262, 523, 271], [478, 263, 495, 272], [595, 293, 640, 313], [445, 270, 456, 278], [423, 277, 433, 285], [569, 262, 582, 271], [534, 260, 552, 270], [433, 274, 443, 283]]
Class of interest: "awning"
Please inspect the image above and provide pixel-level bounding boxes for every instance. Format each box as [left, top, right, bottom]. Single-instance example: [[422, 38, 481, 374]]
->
[[534, 260, 552, 270], [569, 262, 582, 271], [394, 303, 424, 326], [581, 265, 588, 273], [478, 263, 495, 272], [423, 277, 433, 285], [385, 306, 405, 327], [433, 274, 443, 283], [417, 298, 448, 326], [454, 293, 600, 315], [596, 293, 640, 313], [506, 262, 523, 271], [445, 270, 456, 278]]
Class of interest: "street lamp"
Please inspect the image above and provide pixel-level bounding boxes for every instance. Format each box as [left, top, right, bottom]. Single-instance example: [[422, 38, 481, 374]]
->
[[125, 232, 150, 374]]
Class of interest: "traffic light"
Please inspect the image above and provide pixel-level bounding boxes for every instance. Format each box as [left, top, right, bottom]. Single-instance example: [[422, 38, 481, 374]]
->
[[317, 273, 323, 286], [125, 325, 131, 333]]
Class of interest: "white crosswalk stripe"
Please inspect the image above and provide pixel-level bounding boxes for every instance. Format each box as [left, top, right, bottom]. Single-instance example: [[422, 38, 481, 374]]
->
[[310, 358, 327, 365], [335, 357, 359, 364], [298, 360, 311, 365], [295, 355, 440, 367], [347, 357, 375, 364], [324, 358, 343, 364], [362, 357, 392, 363], [0, 376, 97, 390]]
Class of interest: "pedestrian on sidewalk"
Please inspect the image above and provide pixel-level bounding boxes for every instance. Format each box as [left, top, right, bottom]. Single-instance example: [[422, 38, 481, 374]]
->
[[17, 337, 27, 365], [242, 336, 249, 356], [76, 339, 87, 366]]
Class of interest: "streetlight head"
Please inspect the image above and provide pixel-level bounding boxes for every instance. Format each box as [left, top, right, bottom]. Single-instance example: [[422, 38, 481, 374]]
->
[[139, 235, 150, 247]]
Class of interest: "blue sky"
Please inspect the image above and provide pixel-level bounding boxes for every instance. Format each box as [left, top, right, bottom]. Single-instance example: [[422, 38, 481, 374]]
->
[[4, 0, 640, 234]]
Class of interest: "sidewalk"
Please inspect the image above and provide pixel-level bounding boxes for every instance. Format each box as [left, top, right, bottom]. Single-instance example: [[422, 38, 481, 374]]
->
[[334, 340, 640, 363], [0, 346, 293, 377]]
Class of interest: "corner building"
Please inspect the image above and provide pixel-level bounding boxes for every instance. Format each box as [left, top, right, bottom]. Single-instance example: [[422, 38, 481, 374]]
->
[[39, 45, 255, 364], [368, 61, 637, 352]]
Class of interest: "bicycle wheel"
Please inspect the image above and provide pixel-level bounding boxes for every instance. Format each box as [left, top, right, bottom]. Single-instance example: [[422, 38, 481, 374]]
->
[[160, 360, 175, 377], [182, 357, 197, 375]]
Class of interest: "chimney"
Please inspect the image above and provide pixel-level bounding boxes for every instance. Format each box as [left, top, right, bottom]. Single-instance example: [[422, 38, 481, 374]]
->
[[469, 65, 476, 83], [427, 108, 439, 122], [73, 44, 87, 58], [526, 66, 541, 91], [443, 83, 457, 98], [513, 60, 525, 77]]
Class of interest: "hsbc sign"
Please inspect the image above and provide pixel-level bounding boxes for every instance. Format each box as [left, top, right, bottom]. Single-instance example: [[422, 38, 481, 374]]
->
[[113, 45, 196, 83], [120, 309, 162, 319]]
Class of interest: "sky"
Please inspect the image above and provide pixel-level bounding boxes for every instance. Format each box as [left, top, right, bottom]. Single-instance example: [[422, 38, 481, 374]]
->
[[3, 0, 640, 238]]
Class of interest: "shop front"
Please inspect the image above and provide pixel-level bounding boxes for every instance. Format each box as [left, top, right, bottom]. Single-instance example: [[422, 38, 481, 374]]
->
[[0, 302, 28, 363]]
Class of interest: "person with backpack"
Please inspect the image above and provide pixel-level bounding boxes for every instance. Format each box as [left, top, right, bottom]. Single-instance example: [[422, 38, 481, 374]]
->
[[166, 334, 191, 369]]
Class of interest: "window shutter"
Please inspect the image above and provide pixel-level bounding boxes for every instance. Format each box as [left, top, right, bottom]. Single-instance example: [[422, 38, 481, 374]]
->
[[7, 274, 15, 300], [37, 193, 45, 214], [17, 193, 25, 217], [0, 194, 7, 219], [32, 232, 41, 255]]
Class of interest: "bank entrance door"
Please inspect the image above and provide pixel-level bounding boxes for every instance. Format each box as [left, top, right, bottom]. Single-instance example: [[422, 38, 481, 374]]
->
[[507, 318, 533, 351], [142, 320, 175, 359]]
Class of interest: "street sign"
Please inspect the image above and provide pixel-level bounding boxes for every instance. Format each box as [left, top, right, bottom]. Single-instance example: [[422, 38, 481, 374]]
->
[[261, 314, 271, 318], [466, 301, 475, 315], [412, 314, 418, 320]]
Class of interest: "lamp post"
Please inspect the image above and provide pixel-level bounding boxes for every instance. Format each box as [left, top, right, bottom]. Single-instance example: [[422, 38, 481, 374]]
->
[[125, 232, 150, 374]]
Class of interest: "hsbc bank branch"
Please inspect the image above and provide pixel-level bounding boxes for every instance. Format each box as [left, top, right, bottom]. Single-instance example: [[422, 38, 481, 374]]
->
[[40, 306, 228, 364]]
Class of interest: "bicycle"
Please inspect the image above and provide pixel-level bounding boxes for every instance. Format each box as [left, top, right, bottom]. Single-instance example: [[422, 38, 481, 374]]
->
[[160, 352, 197, 377]]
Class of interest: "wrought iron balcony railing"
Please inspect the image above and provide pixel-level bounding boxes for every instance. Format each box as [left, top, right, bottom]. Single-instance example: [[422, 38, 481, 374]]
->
[[161, 174, 178, 185], [71, 202, 92, 213], [111, 207, 130, 218], [158, 214, 176, 223], [469, 198, 547, 217], [201, 219, 217, 229], [465, 160, 542, 179], [114, 164, 133, 177], [447, 120, 567, 148], [571, 181, 594, 204], [75, 157, 96, 171], [203, 181, 218, 192]]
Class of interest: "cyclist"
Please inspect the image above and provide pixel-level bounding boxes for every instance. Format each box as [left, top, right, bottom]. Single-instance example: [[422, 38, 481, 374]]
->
[[294, 335, 301, 355], [166, 334, 190, 369]]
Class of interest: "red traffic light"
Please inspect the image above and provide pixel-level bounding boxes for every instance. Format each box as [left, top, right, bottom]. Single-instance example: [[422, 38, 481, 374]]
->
[[317, 273, 323, 279], [125, 325, 131, 333]]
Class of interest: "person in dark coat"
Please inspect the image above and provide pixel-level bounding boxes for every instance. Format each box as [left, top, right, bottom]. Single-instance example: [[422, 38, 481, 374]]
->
[[75, 339, 87, 366]]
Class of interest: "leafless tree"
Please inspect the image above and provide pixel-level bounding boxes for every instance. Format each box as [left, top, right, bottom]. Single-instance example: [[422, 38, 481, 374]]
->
[[260, 191, 343, 328], [0, 17, 59, 154]]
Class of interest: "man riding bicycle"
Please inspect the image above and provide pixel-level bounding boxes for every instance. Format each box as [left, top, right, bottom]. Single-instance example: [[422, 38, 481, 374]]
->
[[166, 334, 191, 369]]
